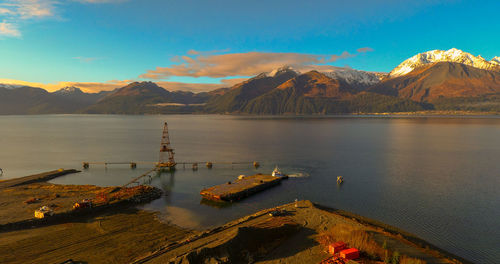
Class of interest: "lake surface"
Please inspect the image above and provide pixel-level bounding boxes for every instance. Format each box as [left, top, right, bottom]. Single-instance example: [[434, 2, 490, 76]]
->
[[0, 115, 498, 263]]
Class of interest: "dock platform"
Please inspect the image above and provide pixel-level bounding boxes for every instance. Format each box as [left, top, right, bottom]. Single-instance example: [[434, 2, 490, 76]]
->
[[200, 174, 287, 202]]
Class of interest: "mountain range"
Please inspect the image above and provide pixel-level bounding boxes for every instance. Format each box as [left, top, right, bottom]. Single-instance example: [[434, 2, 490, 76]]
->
[[1, 48, 499, 115]]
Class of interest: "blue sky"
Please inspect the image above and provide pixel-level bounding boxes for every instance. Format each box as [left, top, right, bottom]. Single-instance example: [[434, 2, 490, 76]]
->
[[0, 0, 498, 92]]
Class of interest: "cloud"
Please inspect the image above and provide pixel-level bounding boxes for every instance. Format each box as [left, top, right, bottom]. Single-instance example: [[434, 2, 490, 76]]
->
[[77, 0, 127, 3], [357, 47, 374, 53], [0, 21, 21, 37], [328, 51, 355, 62], [0, 0, 124, 37], [1, 0, 56, 19], [0, 0, 57, 38], [0, 7, 16, 15], [73, 56, 101, 63], [16, 0, 55, 19], [140, 50, 364, 80]]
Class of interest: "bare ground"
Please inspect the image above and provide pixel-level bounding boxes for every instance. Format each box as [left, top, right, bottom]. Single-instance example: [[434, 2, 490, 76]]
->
[[0, 207, 191, 264], [137, 200, 466, 264]]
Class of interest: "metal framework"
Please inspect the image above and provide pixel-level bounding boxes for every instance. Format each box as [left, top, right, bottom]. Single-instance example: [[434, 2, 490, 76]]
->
[[158, 122, 176, 169]]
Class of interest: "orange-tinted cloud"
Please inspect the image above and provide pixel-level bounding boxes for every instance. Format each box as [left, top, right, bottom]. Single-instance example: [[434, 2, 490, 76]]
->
[[328, 51, 355, 62], [357, 47, 374, 53], [73, 56, 101, 63], [1, 0, 125, 38], [140, 50, 365, 80], [0, 21, 20, 37]]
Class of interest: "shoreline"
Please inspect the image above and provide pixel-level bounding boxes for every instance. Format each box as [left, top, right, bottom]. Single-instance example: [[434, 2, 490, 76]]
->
[[0, 170, 474, 263], [0, 111, 499, 117], [135, 200, 470, 264], [313, 203, 473, 264]]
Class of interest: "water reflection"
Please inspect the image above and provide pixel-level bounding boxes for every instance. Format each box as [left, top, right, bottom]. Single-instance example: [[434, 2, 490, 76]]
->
[[199, 198, 233, 208]]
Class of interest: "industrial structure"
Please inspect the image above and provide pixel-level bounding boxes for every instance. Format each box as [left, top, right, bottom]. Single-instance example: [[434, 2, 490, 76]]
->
[[157, 122, 176, 171], [81, 121, 260, 187]]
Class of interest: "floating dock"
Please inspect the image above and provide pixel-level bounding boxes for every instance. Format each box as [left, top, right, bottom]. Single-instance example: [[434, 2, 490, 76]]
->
[[200, 174, 287, 202]]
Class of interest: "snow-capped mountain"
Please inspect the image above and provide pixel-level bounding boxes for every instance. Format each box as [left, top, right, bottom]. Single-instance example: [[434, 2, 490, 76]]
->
[[264, 66, 385, 87], [53, 86, 84, 95], [389, 48, 500, 78], [491, 56, 500, 65], [321, 67, 385, 87]]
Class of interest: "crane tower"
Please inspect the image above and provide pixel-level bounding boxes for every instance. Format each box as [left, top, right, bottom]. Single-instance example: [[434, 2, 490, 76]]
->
[[157, 122, 176, 171]]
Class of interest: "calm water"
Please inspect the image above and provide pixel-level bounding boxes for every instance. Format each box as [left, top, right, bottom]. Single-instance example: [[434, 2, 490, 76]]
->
[[0, 115, 499, 263]]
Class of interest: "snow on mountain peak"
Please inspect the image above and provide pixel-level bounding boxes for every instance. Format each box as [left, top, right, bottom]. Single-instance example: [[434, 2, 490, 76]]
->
[[389, 48, 500, 78], [491, 56, 500, 65], [259, 65, 386, 87], [321, 67, 385, 86], [266, 66, 299, 77], [54, 86, 83, 94]]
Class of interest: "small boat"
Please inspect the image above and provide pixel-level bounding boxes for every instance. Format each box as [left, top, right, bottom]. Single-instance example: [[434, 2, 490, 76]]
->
[[337, 176, 344, 184], [272, 165, 286, 177]]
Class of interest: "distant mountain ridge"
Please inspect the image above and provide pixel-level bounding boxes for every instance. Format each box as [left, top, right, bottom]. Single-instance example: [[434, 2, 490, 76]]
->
[[1, 48, 499, 114], [83, 82, 210, 114], [0, 86, 105, 114]]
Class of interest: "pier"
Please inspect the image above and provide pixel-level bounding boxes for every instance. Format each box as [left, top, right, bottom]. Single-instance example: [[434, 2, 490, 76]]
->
[[82, 161, 260, 169], [82, 122, 260, 173], [122, 168, 158, 188], [0, 169, 80, 189]]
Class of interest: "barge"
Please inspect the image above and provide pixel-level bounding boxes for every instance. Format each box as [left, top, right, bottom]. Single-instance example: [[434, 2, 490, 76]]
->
[[200, 174, 288, 202]]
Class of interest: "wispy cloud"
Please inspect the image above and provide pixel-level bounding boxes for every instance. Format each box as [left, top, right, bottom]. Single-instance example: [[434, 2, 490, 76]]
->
[[140, 49, 372, 80], [0, 0, 56, 19], [76, 0, 127, 3], [73, 56, 101, 63], [0, 0, 124, 37], [0, 7, 16, 15], [16, 0, 56, 19], [0, 0, 58, 37], [328, 51, 356, 62], [357, 47, 374, 53], [0, 21, 21, 37]]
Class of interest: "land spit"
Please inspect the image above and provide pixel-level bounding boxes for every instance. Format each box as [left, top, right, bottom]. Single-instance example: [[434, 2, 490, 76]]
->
[[135, 200, 470, 264]]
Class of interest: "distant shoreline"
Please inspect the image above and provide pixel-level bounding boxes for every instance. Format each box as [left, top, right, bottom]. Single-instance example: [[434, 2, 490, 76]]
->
[[1, 111, 499, 117]]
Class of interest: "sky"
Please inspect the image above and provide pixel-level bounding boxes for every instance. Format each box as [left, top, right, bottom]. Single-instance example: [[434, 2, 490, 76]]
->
[[0, 0, 499, 92]]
